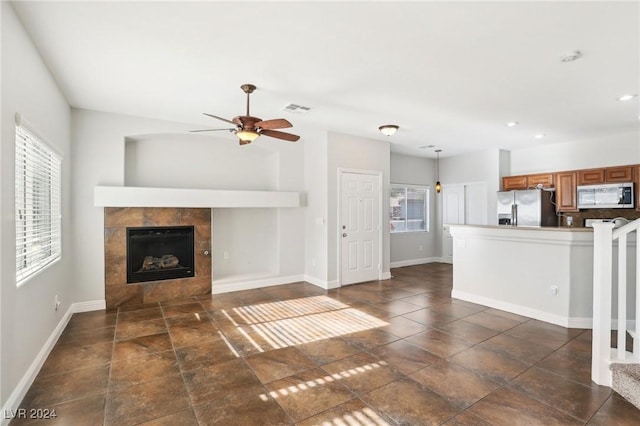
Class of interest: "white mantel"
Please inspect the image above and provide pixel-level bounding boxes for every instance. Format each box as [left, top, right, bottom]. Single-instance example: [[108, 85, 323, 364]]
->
[[94, 186, 300, 208]]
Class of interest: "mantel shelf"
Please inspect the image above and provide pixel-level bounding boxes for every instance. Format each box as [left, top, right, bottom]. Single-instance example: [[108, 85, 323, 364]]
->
[[94, 186, 300, 208]]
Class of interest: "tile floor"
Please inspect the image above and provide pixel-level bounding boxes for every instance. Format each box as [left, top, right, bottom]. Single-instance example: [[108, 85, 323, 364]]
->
[[11, 263, 640, 425]]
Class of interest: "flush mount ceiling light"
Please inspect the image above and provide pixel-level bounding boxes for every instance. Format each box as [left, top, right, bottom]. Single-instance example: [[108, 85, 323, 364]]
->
[[617, 94, 637, 101], [379, 125, 399, 136], [506, 121, 519, 127], [435, 149, 442, 194], [419, 144, 435, 149]]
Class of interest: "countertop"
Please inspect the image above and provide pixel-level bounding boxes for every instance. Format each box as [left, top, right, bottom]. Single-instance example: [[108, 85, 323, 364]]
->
[[446, 224, 594, 232]]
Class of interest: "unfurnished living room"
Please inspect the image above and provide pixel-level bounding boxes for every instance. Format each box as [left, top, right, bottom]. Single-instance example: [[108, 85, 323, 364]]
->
[[1, 1, 640, 425]]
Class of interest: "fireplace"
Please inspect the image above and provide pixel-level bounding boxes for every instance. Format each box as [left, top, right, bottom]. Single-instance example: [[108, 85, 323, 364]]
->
[[126, 226, 195, 283]]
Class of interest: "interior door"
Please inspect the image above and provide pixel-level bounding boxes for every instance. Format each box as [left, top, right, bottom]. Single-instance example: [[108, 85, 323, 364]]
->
[[441, 184, 465, 263], [340, 172, 380, 286]]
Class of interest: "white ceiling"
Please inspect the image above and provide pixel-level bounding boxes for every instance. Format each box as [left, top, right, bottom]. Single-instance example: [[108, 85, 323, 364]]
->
[[10, 1, 640, 158]]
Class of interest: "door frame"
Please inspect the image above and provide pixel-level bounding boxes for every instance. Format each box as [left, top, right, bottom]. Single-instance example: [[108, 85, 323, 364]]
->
[[337, 168, 383, 287]]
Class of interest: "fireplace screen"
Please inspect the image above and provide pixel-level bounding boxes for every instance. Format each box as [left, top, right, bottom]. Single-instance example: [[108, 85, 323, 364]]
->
[[126, 226, 195, 284]]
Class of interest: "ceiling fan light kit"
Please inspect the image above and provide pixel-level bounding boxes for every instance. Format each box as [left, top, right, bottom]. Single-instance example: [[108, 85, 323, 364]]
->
[[379, 125, 399, 136], [192, 83, 300, 145], [435, 149, 442, 194]]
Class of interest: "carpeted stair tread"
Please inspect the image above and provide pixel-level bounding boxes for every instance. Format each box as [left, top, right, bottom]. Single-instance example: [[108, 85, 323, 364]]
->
[[611, 363, 640, 410]]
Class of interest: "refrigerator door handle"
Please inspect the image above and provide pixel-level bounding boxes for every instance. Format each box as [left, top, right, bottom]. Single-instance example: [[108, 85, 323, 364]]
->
[[511, 204, 517, 226]]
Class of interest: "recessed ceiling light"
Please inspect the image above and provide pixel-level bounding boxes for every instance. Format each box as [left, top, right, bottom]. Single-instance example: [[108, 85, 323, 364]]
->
[[506, 121, 519, 127], [560, 50, 582, 62], [534, 134, 546, 139], [617, 94, 637, 101], [419, 144, 435, 149]]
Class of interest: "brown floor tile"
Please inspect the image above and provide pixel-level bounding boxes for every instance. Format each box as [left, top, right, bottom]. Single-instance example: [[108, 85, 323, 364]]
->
[[115, 318, 167, 340], [13, 393, 105, 426], [536, 350, 593, 385], [65, 311, 117, 332], [587, 393, 640, 425], [117, 306, 163, 322], [506, 320, 582, 350], [137, 408, 199, 426], [401, 308, 458, 327], [265, 368, 353, 422], [362, 377, 459, 425], [410, 360, 501, 409], [105, 375, 191, 425], [39, 341, 113, 376], [296, 398, 392, 426], [404, 329, 473, 358], [380, 315, 427, 338], [483, 308, 530, 323], [479, 333, 556, 365], [246, 346, 317, 383], [399, 293, 437, 308], [448, 346, 531, 384], [436, 319, 500, 344], [321, 352, 400, 395], [20, 365, 109, 407], [175, 338, 240, 371], [112, 332, 173, 360], [55, 325, 116, 347], [193, 384, 291, 425], [462, 310, 524, 332], [340, 328, 399, 350], [161, 303, 205, 318], [508, 366, 611, 421], [557, 330, 593, 361], [109, 350, 179, 388], [167, 321, 219, 349], [467, 387, 583, 425], [182, 358, 262, 405], [368, 340, 441, 374], [295, 337, 362, 365], [428, 302, 483, 319], [371, 299, 422, 316], [444, 410, 493, 425]]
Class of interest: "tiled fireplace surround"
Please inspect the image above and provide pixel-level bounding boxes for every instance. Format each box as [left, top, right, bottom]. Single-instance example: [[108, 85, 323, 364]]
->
[[104, 207, 212, 308]]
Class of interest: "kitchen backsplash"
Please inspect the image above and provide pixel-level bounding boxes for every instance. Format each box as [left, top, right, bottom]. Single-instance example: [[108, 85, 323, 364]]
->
[[560, 208, 640, 228]]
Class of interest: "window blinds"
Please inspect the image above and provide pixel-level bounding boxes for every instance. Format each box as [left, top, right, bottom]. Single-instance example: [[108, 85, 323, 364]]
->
[[15, 124, 62, 284]]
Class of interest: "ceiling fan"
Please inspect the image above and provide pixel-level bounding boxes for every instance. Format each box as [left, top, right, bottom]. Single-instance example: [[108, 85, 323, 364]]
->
[[191, 84, 300, 145]]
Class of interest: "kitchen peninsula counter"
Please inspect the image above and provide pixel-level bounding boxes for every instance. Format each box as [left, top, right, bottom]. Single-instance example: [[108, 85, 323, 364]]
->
[[448, 224, 635, 328]]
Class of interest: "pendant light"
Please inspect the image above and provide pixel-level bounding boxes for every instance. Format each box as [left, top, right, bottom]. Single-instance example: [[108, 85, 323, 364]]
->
[[435, 149, 442, 194]]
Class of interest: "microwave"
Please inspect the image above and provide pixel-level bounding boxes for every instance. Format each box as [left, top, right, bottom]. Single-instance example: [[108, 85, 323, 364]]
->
[[577, 182, 634, 209]]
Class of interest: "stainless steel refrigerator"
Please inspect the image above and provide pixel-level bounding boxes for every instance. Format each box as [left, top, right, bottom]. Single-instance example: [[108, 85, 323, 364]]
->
[[497, 189, 557, 227]]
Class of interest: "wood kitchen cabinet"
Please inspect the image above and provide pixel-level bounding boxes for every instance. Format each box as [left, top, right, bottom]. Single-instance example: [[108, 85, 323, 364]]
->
[[577, 165, 634, 185], [605, 165, 634, 183], [502, 173, 554, 191], [555, 171, 578, 212]]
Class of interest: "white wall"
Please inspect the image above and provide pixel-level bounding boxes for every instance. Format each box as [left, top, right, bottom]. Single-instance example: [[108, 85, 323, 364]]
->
[[510, 131, 640, 174], [1, 3, 72, 407], [390, 153, 439, 266], [327, 132, 391, 283], [71, 109, 307, 299]]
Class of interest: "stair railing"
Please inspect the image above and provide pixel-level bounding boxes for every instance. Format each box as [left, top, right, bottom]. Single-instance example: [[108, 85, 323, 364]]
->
[[592, 219, 640, 386]]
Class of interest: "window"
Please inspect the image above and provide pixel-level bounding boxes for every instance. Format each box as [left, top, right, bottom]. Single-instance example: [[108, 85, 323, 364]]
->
[[15, 121, 62, 285], [390, 185, 428, 233]]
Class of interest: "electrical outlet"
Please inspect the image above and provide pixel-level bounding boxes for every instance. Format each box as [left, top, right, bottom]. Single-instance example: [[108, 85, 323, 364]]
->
[[550, 286, 559, 296], [55, 295, 61, 311], [223, 251, 229, 260]]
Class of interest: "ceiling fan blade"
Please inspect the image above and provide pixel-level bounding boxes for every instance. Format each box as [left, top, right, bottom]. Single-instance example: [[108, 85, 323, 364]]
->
[[189, 128, 235, 133], [261, 129, 300, 142], [255, 118, 292, 130], [203, 113, 236, 125]]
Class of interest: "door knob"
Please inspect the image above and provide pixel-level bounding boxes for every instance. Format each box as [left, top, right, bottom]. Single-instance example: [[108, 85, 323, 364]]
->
[[342, 233, 347, 237]]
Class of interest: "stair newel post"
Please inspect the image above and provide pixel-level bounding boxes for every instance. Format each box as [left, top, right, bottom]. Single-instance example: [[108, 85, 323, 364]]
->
[[618, 233, 627, 361], [592, 222, 615, 386]]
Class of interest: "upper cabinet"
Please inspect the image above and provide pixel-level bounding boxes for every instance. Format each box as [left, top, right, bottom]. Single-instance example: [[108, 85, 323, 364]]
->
[[502, 173, 554, 191], [555, 172, 578, 212], [577, 166, 634, 185]]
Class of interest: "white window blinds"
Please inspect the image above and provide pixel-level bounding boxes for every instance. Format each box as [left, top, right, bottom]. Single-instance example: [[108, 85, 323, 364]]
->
[[15, 122, 62, 284]]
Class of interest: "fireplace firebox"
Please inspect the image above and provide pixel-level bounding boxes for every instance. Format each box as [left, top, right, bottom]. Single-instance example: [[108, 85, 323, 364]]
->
[[126, 226, 195, 284]]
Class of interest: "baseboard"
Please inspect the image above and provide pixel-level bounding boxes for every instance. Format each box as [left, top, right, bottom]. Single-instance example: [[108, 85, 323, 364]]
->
[[390, 257, 439, 268], [1, 304, 74, 425], [451, 289, 575, 328], [212, 274, 305, 294], [72, 299, 106, 313], [380, 271, 392, 280], [304, 275, 340, 290]]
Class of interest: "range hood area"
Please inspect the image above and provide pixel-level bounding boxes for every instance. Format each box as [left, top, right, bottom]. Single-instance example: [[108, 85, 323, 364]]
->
[[94, 186, 300, 208]]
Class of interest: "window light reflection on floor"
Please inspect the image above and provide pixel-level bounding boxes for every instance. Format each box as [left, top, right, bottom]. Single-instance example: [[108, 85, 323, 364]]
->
[[221, 296, 388, 351]]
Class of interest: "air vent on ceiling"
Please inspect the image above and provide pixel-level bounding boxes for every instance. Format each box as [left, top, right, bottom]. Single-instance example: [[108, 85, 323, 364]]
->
[[283, 104, 311, 114]]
